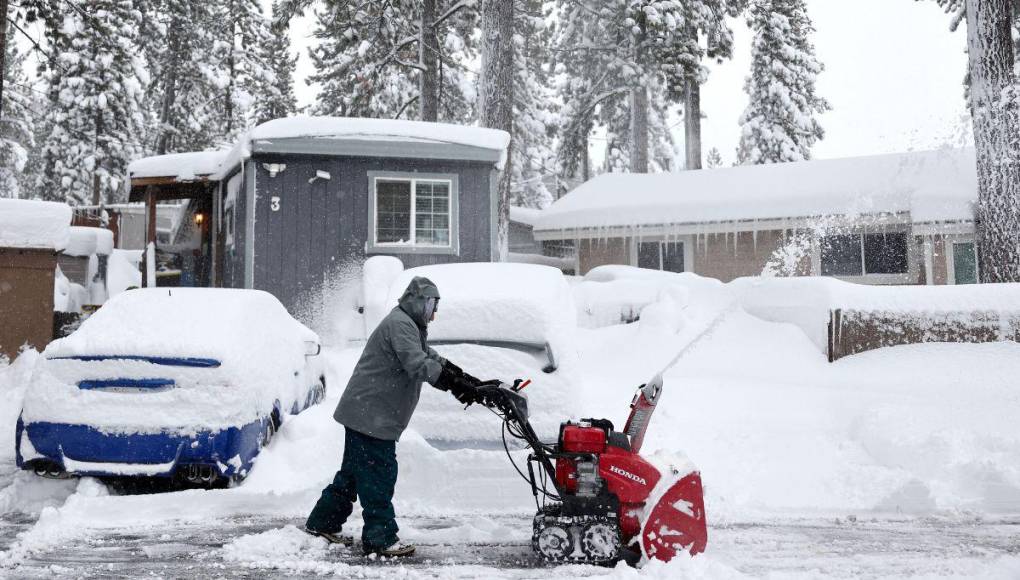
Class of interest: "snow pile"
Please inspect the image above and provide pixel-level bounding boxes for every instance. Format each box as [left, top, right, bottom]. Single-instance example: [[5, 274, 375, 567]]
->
[[0, 199, 71, 250], [0, 350, 39, 462], [106, 249, 141, 297], [385, 263, 577, 353], [24, 289, 320, 432], [534, 148, 976, 232], [734, 276, 1020, 351], [63, 227, 113, 257], [574, 265, 692, 329], [127, 150, 228, 181]]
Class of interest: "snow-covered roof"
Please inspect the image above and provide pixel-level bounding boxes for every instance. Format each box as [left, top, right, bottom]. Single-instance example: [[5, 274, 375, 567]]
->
[[128, 150, 229, 182], [509, 206, 544, 227], [534, 148, 977, 234], [0, 199, 72, 251], [215, 116, 512, 178]]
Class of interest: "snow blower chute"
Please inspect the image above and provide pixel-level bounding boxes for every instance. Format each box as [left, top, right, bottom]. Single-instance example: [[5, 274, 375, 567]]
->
[[476, 375, 707, 565]]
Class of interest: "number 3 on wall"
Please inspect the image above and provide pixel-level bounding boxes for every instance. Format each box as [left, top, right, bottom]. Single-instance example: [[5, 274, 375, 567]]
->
[[271, 196, 281, 211]]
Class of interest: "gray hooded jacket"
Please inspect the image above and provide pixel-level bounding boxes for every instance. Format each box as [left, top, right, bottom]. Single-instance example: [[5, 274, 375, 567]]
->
[[333, 277, 445, 440]]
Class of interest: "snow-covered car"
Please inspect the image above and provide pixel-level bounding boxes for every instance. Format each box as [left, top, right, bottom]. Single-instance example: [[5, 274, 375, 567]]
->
[[15, 288, 325, 487], [381, 263, 581, 442]]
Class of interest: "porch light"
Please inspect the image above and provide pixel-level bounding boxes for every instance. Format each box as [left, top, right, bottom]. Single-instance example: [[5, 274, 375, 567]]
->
[[194, 213, 205, 225]]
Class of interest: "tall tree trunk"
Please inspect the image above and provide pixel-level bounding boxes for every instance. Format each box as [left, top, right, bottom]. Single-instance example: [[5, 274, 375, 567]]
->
[[966, 0, 1020, 282], [0, 0, 8, 122], [156, 68, 178, 154], [480, 0, 514, 261], [630, 85, 649, 172], [684, 78, 702, 170], [420, 0, 439, 121]]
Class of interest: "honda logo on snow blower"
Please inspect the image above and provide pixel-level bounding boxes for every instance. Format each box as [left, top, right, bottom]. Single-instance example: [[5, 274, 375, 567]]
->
[[609, 465, 647, 486]]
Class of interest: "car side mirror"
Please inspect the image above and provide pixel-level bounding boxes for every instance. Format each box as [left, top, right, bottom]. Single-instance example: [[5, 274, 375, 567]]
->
[[305, 341, 321, 356]]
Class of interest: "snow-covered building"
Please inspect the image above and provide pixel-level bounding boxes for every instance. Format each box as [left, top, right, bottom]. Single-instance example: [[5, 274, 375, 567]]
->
[[533, 148, 980, 285], [127, 117, 510, 312]]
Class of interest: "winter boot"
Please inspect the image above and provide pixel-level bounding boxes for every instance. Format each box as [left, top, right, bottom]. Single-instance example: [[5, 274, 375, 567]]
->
[[303, 526, 354, 547], [367, 540, 416, 558]]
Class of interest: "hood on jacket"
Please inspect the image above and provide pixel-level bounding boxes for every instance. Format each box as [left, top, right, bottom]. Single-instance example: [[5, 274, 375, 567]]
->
[[398, 276, 441, 328]]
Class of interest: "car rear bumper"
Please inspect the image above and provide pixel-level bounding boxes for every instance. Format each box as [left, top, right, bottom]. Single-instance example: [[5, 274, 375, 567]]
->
[[15, 415, 266, 479]]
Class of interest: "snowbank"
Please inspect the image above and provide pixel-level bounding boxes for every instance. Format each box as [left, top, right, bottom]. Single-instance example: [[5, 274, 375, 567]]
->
[[127, 150, 228, 181], [535, 148, 976, 232], [25, 289, 320, 432], [106, 249, 141, 297], [63, 226, 114, 258], [0, 199, 71, 250], [734, 276, 1020, 351]]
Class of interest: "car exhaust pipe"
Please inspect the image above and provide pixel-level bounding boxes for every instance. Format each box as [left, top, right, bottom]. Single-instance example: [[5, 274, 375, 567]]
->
[[32, 461, 68, 479], [183, 464, 218, 485]]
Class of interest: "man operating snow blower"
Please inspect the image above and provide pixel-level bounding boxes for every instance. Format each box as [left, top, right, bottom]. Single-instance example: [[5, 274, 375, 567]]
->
[[304, 276, 490, 558]]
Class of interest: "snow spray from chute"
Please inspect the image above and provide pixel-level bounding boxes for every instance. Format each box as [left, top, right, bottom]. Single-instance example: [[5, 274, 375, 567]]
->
[[622, 299, 738, 563]]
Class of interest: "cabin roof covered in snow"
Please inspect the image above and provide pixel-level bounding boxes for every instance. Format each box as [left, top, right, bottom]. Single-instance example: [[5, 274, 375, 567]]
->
[[215, 116, 512, 178], [128, 150, 229, 182], [0, 199, 72, 251], [533, 148, 978, 235], [509, 206, 543, 227]]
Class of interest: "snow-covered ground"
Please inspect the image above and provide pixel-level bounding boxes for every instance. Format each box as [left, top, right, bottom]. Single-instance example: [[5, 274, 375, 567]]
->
[[1, 273, 1019, 578]]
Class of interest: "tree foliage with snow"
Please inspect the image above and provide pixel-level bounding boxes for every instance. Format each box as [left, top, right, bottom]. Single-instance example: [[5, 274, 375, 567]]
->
[[282, 0, 477, 122], [510, 0, 556, 208], [737, 0, 828, 165], [254, 2, 299, 125], [555, 0, 740, 177], [706, 146, 722, 168], [1, 21, 34, 198], [210, 0, 275, 141], [36, 0, 148, 204]]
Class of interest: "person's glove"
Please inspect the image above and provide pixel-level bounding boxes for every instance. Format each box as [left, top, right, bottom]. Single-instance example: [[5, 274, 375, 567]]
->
[[449, 376, 481, 406]]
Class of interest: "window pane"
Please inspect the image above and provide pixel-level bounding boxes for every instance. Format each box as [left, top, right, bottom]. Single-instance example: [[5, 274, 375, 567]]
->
[[821, 234, 863, 276], [953, 242, 978, 284], [638, 242, 660, 269], [863, 232, 908, 274], [663, 242, 684, 273], [414, 180, 451, 246], [376, 180, 411, 243]]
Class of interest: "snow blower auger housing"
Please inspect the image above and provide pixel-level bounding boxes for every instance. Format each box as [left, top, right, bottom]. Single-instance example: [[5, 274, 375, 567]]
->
[[477, 375, 707, 566]]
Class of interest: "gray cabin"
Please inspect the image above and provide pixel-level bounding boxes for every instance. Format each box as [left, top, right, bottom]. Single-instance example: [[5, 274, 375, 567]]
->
[[127, 117, 510, 313]]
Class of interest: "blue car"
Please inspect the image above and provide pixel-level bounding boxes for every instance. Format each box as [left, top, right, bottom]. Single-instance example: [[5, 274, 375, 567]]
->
[[16, 288, 325, 487]]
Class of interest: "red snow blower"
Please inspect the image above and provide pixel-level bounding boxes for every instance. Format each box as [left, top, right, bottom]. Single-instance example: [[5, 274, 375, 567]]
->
[[476, 375, 707, 565]]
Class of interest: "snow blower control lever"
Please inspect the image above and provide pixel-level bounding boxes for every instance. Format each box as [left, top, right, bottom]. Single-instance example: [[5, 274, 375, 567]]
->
[[475, 376, 707, 566]]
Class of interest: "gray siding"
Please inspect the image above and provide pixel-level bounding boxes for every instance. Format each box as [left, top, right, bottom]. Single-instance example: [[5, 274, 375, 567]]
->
[[247, 154, 493, 313]]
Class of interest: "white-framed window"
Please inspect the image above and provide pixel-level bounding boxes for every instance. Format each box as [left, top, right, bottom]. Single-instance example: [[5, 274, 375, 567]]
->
[[820, 232, 909, 277], [368, 172, 459, 254]]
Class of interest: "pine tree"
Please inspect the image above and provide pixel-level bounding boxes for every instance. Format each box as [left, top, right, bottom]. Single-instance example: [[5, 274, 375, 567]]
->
[[253, 2, 298, 125], [291, 0, 476, 122], [1, 20, 34, 197], [555, 0, 736, 176], [211, 0, 275, 141], [36, 0, 148, 204], [737, 0, 829, 165], [510, 0, 555, 208], [706, 147, 722, 168], [144, 0, 222, 153], [481, 0, 514, 260]]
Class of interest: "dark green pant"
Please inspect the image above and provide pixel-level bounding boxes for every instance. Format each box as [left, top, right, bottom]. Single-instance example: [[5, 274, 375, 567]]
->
[[305, 427, 399, 550]]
